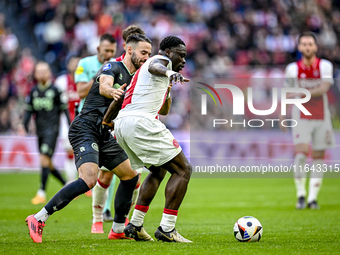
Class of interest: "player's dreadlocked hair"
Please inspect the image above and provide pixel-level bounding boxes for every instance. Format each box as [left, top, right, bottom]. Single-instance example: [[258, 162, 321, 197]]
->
[[126, 34, 152, 45], [122, 25, 145, 42], [160, 36, 185, 51]]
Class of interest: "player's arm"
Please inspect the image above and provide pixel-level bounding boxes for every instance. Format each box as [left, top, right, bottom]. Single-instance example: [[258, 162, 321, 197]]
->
[[310, 60, 334, 97], [159, 85, 172, 116], [148, 58, 189, 83], [19, 91, 34, 135], [77, 80, 94, 99], [102, 83, 127, 127], [98, 75, 125, 101], [308, 82, 331, 97]]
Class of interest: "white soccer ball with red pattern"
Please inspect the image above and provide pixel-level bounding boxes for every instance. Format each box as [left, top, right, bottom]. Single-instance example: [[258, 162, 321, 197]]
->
[[233, 216, 263, 242]]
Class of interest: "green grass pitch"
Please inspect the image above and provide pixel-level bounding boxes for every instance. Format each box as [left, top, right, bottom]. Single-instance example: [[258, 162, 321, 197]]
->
[[0, 172, 339, 254]]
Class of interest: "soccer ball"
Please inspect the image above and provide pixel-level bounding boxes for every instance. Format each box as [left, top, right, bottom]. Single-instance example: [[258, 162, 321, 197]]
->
[[233, 216, 263, 242]]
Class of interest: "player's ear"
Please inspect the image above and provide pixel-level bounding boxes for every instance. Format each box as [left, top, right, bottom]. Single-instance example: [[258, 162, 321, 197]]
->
[[127, 45, 133, 55], [123, 42, 126, 51], [165, 48, 171, 58], [97, 46, 100, 54]]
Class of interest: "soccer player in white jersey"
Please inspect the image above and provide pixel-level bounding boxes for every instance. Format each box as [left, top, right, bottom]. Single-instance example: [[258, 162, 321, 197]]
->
[[102, 36, 192, 243], [282, 32, 335, 210]]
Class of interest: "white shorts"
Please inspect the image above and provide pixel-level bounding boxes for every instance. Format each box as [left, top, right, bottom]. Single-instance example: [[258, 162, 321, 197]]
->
[[114, 116, 182, 170], [292, 117, 335, 151], [60, 114, 72, 151]]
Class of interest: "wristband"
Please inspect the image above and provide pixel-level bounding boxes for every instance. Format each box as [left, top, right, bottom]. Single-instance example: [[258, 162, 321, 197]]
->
[[165, 70, 177, 78]]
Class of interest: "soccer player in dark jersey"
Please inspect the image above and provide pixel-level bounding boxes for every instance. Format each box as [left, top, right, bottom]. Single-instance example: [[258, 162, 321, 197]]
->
[[19, 61, 70, 205], [25, 34, 152, 243], [100, 25, 146, 224]]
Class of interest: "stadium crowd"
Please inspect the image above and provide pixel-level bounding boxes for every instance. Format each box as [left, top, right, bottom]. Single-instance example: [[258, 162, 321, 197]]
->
[[1, 0, 340, 133]]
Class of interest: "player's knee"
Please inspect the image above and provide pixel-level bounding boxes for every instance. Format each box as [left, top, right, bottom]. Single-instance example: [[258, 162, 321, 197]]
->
[[312, 150, 325, 159], [180, 162, 192, 182]]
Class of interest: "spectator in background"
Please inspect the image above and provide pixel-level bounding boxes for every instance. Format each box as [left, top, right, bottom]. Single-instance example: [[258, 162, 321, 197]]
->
[[18, 61, 70, 205]]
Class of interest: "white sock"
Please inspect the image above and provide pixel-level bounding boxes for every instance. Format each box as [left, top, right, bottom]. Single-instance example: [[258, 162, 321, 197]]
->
[[34, 207, 49, 222], [37, 189, 46, 198], [160, 213, 177, 232], [294, 153, 307, 198], [308, 159, 324, 203], [65, 157, 76, 183], [92, 181, 108, 224], [128, 186, 140, 219], [112, 222, 125, 233], [131, 209, 146, 227]]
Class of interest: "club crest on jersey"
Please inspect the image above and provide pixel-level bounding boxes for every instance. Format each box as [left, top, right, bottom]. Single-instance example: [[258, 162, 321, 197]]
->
[[313, 70, 319, 77], [300, 73, 306, 78], [103, 63, 112, 71]]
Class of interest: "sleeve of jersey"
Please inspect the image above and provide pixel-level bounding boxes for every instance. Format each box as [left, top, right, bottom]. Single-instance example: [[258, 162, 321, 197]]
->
[[283, 63, 295, 88], [96, 62, 118, 82], [75, 59, 90, 83], [25, 90, 34, 112], [320, 60, 334, 85]]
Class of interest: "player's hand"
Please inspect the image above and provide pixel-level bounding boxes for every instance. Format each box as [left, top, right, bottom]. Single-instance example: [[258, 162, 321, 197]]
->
[[100, 123, 113, 141], [18, 124, 26, 136], [169, 73, 190, 84], [279, 115, 287, 132], [111, 83, 127, 101]]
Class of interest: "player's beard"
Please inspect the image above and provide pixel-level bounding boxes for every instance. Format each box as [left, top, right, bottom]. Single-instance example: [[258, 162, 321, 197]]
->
[[131, 52, 142, 70]]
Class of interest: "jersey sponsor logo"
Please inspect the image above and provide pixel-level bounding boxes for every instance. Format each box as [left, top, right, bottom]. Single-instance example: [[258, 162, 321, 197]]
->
[[75, 66, 84, 75], [45, 89, 55, 98], [172, 139, 179, 148], [91, 143, 99, 152], [103, 63, 112, 71], [33, 97, 54, 111]]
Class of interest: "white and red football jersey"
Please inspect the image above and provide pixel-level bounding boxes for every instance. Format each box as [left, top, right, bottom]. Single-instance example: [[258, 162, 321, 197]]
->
[[55, 73, 80, 121], [284, 57, 333, 120], [117, 55, 172, 120]]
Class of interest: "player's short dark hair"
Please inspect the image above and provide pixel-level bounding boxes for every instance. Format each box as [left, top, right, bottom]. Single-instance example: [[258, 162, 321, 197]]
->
[[100, 33, 116, 44], [298, 32, 317, 44], [160, 36, 186, 51], [126, 34, 152, 45], [122, 25, 145, 42]]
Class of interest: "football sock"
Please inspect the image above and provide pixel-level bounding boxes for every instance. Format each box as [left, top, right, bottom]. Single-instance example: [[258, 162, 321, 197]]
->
[[308, 159, 324, 203], [128, 183, 140, 218], [104, 174, 117, 213], [131, 205, 149, 227], [112, 222, 125, 234], [37, 189, 46, 198], [44, 178, 90, 215], [113, 175, 138, 224], [293, 153, 307, 198], [160, 209, 178, 232], [92, 179, 109, 224], [41, 167, 50, 191], [65, 156, 76, 183], [50, 167, 66, 185], [34, 207, 49, 222]]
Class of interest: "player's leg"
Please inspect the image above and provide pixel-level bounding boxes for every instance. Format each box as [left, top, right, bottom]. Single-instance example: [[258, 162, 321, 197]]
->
[[307, 150, 324, 209], [26, 162, 97, 243], [26, 118, 99, 243], [102, 169, 116, 222], [99, 137, 138, 239], [293, 143, 309, 209], [292, 119, 313, 209], [31, 153, 50, 205], [91, 169, 113, 233], [154, 151, 193, 243]]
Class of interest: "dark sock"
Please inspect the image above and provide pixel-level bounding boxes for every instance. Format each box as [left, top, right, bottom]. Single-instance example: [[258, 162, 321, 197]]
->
[[41, 167, 50, 191], [114, 174, 139, 223], [44, 178, 90, 215], [50, 168, 66, 185]]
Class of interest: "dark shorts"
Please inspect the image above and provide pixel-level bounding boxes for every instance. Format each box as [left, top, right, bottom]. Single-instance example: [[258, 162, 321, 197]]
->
[[38, 131, 59, 157], [68, 116, 128, 170]]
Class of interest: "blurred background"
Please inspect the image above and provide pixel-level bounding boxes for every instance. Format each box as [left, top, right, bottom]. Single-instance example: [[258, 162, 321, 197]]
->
[[1, 0, 340, 169]]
